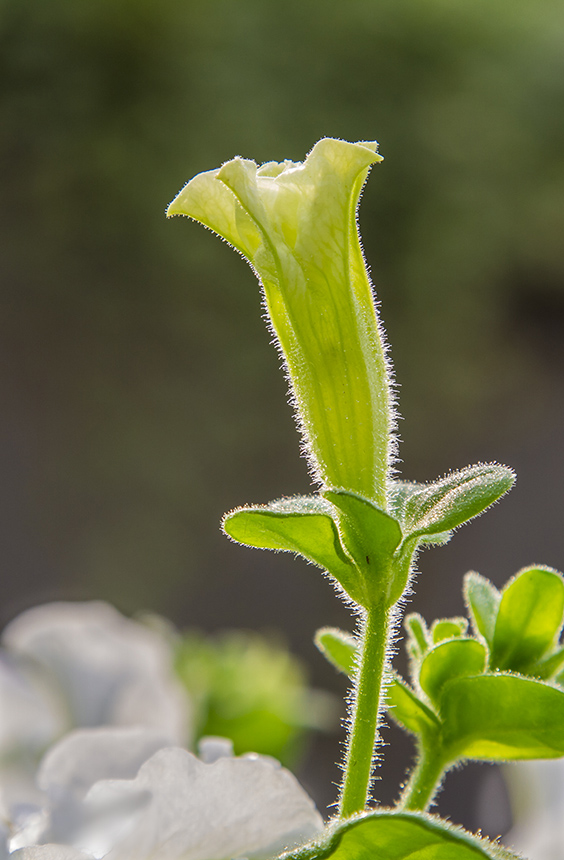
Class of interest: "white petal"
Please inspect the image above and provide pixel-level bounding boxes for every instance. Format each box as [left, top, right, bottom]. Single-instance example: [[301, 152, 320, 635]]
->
[[196, 737, 234, 764], [4, 602, 190, 744], [85, 747, 323, 860], [0, 654, 66, 809], [0, 654, 64, 755], [38, 727, 173, 799], [36, 727, 172, 846], [11, 845, 89, 860], [504, 759, 564, 859], [0, 819, 10, 860]]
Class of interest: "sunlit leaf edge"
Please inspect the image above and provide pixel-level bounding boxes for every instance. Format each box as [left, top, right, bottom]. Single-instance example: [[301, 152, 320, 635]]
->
[[390, 463, 515, 542], [280, 809, 518, 860]]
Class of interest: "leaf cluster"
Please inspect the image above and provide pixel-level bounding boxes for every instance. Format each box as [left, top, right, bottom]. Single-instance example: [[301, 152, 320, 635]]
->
[[319, 565, 564, 767], [224, 464, 514, 610]]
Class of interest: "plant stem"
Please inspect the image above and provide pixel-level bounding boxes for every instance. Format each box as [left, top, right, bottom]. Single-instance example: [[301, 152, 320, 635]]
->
[[339, 602, 389, 818], [400, 736, 447, 812]]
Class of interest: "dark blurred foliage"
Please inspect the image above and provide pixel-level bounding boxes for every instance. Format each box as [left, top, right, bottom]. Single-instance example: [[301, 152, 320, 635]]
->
[[0, 0, 564, 829]]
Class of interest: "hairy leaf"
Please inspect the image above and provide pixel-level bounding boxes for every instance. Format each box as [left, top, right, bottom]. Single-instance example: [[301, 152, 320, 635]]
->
[[464, 572, 500, 647], [223, 496, 362, 602], [431, 618, 469, 644], [386, 673, 440, 737], [283, 810, 512, 860], [534, 644, 564, 680], [441, 674, 564, 760], [315, 627, 357, 677], [419, 639, 487, 707], [404, 613, 431, 660], [394, 464, 515, 540], [491, 566, 564, 672]]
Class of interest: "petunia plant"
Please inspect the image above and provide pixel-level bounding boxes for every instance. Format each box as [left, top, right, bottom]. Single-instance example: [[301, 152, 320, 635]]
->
[[168, 138, 564, 859]]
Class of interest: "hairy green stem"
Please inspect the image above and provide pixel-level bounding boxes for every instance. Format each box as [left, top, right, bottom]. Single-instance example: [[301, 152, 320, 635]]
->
[[400, 736, 447, 812], [339, 603, 389, 818]]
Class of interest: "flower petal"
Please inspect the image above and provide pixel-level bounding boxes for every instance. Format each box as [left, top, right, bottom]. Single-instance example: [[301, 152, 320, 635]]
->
[[85, 747, 323, 860], [3, 602, 190, 744], [167, 167, 262, 261], [169, 139, 391, 504]]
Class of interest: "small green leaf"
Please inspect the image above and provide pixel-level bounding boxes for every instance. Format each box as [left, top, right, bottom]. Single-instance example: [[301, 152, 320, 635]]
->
[[283, 811, 508, 860], [323, 489, 402, 606], [441, 674, 564, 761], [531, 644, 564, 680], [404, 613, 431, 660], [419, 639, 487, 707], [223, 495, 363, 603], [386, 673, 440, 736], [491, 566, 564, 672], [431, 618, 469, 644], [556, 662, 564, 686], [464, 572, 501, 647], [315, 627, 357, 677], [398, 464, 515, 540]]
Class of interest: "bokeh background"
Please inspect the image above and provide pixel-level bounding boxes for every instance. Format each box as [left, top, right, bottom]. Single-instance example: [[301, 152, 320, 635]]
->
[[1, 0, 564, 837]]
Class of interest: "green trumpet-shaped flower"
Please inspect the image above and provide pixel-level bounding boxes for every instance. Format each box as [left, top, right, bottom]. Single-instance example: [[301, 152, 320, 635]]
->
[[167, 138, 392, 507]]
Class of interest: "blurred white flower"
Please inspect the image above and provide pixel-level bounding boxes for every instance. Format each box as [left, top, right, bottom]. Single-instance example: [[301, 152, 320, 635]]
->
[[10, 727, 172, 851], [4, 602, 189, 742], [10, 727, 322, 860], [504, 759, 564, 860], [0, 603, 191, 809], [0, 655, 63, 755]]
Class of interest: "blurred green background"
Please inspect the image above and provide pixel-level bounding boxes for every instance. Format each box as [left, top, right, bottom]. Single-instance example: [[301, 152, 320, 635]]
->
[[1, 0, 564, 831]]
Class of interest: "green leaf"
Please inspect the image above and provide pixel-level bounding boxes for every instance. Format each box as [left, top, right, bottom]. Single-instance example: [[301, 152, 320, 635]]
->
[[323, 489, 402, 606], [315, 627, 357, 677], [283, 811, 510, 860], [491, 566, 564, 672], [386, 480, 421, 521], [419, 639, 487, 707], [169, 139, 393, 506], [431, 618, 469, 644], [404, 613, 431, 660], [223, 495, 363, 603], [463, 572, 501, 647], [441, 674, 564, 760], [386, 673, 440, 736], [531, 644, 564, 680], [395, 464, 515, 540]]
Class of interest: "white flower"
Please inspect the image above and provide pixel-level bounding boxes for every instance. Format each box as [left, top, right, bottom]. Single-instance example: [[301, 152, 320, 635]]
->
[[11, 727, 322, 860], [0, 652, 65, 777], [504, 759, 564, 859], [0, 603, 191, 810], [4, 602, 189, 743]]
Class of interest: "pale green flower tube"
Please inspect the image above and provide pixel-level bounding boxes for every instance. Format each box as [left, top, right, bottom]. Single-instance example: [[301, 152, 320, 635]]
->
[[168, 138, 393, 507]]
